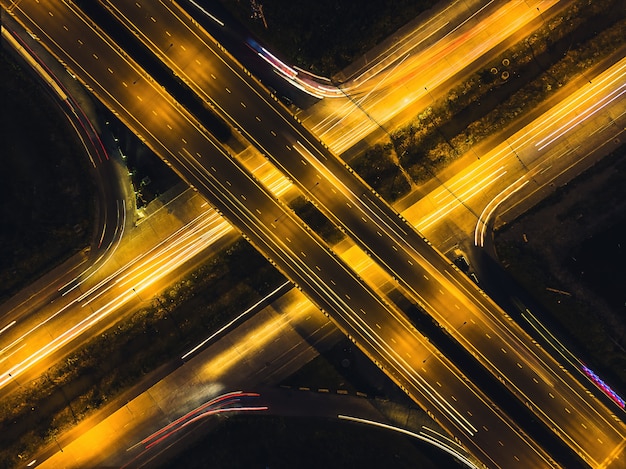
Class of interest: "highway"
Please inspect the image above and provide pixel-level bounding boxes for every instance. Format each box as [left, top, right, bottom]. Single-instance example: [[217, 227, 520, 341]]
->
[[0, 202, 234, 393], [95, 1, 626, 467], [304, 0, 566, 154], [404, 56, 626, 243], [0, 1, 559, 467], [0, 20, 136, 395], [0, 20, 129, 316], [0, 10, 294, 400]]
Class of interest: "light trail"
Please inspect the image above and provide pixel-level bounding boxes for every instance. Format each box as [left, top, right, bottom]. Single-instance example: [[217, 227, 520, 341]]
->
[[533, 59, 626, 138], [316, 0, 558, 154], [245, 38, 342, 99], [75, 210, 219, 304], [522, 309, 626, 414], [182, 280, 291, 359], [338, 415, 481, 469], [1, 24, 67, 99], [318, 52, 411, 137], [123, 391, 267, 468], [0, 208, 229, 389], [474, 177, 530, 247], [187, 0, 224, 27], [0, 289, 135, 389], [0, 343, 26, 365], [417, 167, 507, 232], [1, 32, 133, 319], [2, 25, 126, 304], [6, 2, 620, 464], [410, 57, 626, 243], [582, 366, 625, 410], [0, 300, 74, 357], [536, 83, 626, 151], [60, 199, 127, 296], [0, 321, 16, 336]]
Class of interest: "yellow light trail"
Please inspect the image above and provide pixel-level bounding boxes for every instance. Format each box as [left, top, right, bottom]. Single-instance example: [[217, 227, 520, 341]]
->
[[0, 208, 229, 389], [405, 57, 626, 235]]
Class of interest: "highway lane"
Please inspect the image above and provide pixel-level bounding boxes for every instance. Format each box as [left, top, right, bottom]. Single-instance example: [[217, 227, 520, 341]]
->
[[304, 0, 566, 154], [0, 20, 128, 303], [0, 4, 296, 395], [2, 2, 558, 467], [0, 19, 129, 372], [0, 202, 233, 393], [332, 0, 491, 85], [9, 17, 130, 271], [100, 1, 626, 466], [402, 56, 626, 242]]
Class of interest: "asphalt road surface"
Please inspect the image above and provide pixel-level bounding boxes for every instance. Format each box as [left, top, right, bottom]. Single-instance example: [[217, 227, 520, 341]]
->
[[0, 1, 562, 467], [97, 1, 626, 466]]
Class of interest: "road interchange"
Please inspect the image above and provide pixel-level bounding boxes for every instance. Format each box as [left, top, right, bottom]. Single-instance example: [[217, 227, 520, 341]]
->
[[1, 1, 566, 467], [95, 1, 626, 466], [1, 0, 625, 467]]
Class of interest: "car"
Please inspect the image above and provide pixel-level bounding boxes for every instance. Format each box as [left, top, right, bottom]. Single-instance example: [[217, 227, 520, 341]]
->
[[454, 255, 470, 273]]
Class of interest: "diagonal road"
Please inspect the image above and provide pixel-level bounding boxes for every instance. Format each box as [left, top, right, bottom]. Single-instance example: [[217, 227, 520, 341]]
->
[[0, 1, 559, 467], [96, 1, 626, 467]]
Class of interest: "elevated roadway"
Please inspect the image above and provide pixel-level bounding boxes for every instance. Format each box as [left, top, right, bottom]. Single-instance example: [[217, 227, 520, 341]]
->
[[97, 1, 626, 467], [0, 1, 558, 467]]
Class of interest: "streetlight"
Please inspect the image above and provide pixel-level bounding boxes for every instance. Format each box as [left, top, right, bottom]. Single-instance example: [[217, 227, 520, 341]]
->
[[132, 287, 144, 302], [8, 372, 22, 388], [424, 86, 435, 102], [54, 436, 63, 453]]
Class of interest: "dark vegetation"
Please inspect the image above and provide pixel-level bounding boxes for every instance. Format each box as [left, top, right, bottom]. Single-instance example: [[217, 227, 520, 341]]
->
[[0, 50, 95, 301], [290, 196, 345, 246], [4, 0, 625, 466], [158, 414, 448, 469], [567, 221, 626, 313], [351, 142, 412, 204], [105, 111, 180, 208], [217, 0, 439, 77], [0, 240, 285, 469], [495, 144, 626, 397], [352, 0, 625, 202]]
